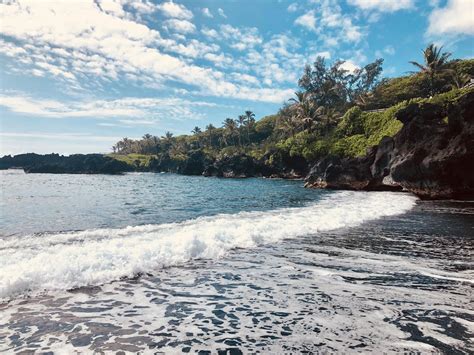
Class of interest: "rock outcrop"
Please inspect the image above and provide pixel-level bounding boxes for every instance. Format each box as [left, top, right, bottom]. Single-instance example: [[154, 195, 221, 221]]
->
[[0, 153, 132, 174], [305, 90, 474, 199]]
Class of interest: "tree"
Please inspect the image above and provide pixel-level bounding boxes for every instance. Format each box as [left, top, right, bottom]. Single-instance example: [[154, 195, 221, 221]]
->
[[205, 124, 216, 148], [451, 71, 470, 89], [161, 131, 174, 150], [298, 57, 348, 110], [277, 103, 300, 137], [191, 126, 202, 135], [222, 118, 237, 146], [244, 110, 256, 143], [237, 115, 246, 146], [299, 56, 385, 111], [410, 43, 452, 96], [289, 91, 320, 132], [348, 59, 384, 105]]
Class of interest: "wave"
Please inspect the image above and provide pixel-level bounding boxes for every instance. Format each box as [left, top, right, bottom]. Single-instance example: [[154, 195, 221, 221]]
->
[[0, 191, 417, 299]]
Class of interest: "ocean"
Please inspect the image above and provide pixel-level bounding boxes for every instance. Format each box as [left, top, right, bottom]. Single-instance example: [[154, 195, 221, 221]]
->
[[0, 170, 472, 353]]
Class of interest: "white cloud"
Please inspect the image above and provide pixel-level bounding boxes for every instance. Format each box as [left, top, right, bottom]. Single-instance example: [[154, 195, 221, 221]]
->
[[156, 1, 193, 19], [297, 1, 363, 44], [217, 8, 227, 18], [427, 0, 474, 36], [347, 0, 415, 12], [1, 132, 123, 142], [202, 7, 213, 18], [340, 60, 359, 73], [0, 132, 127, 155], [0, 1, 291, 103], [319, 1, 363, 43], [287, 3, 298, 12], [219, 25, 263, 51], [315, 51, 332, 59], [0, 93, 219, 122], [295, 10, 317, 31], [375, 45, 395, 57], [163, 19, 196, 33], [201, 27, 219, 39]]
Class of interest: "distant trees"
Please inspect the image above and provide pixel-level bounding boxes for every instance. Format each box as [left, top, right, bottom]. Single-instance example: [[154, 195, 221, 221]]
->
[[110, 48, 472, 165]]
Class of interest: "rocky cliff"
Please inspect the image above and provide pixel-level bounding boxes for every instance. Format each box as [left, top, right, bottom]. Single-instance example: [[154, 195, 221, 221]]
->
[[305, 90, 474, 199]]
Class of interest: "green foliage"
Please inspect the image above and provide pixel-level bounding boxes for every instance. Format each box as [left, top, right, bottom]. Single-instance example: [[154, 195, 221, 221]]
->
[[109, 153, 156, 169], [108, 58, 473, 173], [336, 106, 364, 136]]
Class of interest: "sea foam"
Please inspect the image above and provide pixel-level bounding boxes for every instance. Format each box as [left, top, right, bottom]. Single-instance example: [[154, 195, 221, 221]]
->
[[0, 191, 417, 298]]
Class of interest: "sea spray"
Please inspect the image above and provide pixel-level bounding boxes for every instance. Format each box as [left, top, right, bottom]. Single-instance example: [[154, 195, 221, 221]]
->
[[0, 191, 417, 298]]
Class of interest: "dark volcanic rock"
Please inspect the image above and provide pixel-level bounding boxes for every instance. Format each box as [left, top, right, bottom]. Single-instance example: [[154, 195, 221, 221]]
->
[[203, 154, 262, 178], [304, 152, 375, 190], [0, 153, 132, 174], [305, 90, 474, 199], [389, 91, 474, 199]]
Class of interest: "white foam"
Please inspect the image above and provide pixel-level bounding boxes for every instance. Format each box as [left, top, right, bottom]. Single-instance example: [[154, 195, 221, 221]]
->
[[0, 191, 417, 299]]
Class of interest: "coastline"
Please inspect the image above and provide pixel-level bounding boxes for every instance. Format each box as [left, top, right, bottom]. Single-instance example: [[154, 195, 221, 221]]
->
[[2, 88, 473, 200], [1, 193, 472, 353]]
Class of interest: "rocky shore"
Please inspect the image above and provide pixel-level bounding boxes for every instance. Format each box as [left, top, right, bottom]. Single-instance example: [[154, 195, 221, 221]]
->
[[2, 91, 473, 200], [304, 91, 474, 199]]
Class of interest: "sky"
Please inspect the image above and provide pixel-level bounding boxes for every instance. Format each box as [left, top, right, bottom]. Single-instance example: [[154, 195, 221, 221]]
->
[[0, 0, 473, 155]]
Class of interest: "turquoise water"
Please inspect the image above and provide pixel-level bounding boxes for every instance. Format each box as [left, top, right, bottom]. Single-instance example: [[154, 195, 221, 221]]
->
[[0, 170, 472, 353], [0, 170, 324, 236]]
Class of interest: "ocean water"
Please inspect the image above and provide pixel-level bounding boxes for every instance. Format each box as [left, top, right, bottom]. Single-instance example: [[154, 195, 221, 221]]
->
[[0, 170, 472, 353]]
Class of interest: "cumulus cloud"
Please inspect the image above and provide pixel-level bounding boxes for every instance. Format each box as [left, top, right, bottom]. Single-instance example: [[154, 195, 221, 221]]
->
[[217, 8, 227, 18], [295, 10, 317, 31], [287, 3, 298, 12], [347, 0, 415, 12], [340, 60, 359, 74], [0, 93, 218, 122], [163, 19, 196, 33], [0, 0, 291, 103], [220, 24, 263, 51], [427, 0, 474, 36], [156, 1, 193, 19], [296, 1, 363, 44], [375, 45, 395, 57], [202, 8, 213, 18]]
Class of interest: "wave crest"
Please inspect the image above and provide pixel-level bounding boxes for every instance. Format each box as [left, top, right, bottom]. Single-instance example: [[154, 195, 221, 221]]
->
[[0, 191, 417, 298]]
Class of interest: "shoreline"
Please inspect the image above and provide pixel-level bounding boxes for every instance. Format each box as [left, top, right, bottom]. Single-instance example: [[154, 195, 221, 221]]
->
[[1, 195, 472, 353], [3, 167, 473, 201]]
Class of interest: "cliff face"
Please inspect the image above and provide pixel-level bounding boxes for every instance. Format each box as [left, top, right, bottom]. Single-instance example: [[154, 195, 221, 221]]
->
[[305, 91, 474, 199]]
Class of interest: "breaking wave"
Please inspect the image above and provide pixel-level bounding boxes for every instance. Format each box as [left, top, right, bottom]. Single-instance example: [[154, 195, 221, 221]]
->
[[0, 191, 417, 298]]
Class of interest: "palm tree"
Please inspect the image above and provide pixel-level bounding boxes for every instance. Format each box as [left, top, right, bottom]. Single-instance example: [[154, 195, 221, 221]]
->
[[191, 126, 202, 135], [289, 91, 318, 132], [277, 104, 300, 137], [205, 124, 216, 148], [244, 110, 255, 144], [161, 131, 174, 150], [237, 115, 246, 146], [451, 71, 471, 89], [223, 118, 237, 146], [410, 43, 452, 96]]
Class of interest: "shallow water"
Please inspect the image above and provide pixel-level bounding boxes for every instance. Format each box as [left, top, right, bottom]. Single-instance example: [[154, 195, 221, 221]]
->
[[0, 170, 473, 353]]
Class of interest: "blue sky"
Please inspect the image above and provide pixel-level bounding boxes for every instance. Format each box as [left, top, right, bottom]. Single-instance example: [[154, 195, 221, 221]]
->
[[0, 0, 473, 155]]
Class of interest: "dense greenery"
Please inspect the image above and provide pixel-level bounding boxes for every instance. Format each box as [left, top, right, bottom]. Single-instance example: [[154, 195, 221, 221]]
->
[[110, 45, 473, 174]]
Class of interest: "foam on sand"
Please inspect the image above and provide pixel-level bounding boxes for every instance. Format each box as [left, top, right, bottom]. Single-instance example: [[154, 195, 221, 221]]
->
[[0, 191, 417, 298]]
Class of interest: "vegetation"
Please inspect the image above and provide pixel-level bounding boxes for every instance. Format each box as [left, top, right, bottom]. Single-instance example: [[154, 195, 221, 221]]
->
[[109, 45, 473, 175]]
